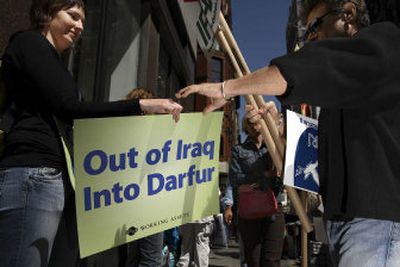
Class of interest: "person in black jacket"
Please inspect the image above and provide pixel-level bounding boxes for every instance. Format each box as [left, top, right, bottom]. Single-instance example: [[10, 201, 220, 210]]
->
[[177, 0, 400, 266], [0, 1, 182, 267]]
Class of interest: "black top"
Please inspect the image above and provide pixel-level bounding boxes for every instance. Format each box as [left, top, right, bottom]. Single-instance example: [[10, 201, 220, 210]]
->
[[272, 22, 400, 222], [0, 31, 142, 170]]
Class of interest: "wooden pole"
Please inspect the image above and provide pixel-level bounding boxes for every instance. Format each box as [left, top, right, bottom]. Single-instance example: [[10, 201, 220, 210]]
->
[[301, 191, 309, 267], [217, 13, 313, 233], [218, 12, 285, 158], [216, 29, 282, 171]]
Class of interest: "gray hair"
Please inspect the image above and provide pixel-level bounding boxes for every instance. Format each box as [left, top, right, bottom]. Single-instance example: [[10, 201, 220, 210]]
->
[[301, 0, 369, 28]]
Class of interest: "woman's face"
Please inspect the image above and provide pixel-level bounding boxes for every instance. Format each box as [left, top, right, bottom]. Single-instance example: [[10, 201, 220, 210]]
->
[[245, 122, 260, 140], [44, 5, 85, 53]]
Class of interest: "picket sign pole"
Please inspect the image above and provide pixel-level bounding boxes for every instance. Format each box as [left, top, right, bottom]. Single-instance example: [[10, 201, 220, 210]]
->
[[217, 12, 313, 234], [301, 191, 309, 267], [218, 12, 285, 158], [216, 28, 282, 173]]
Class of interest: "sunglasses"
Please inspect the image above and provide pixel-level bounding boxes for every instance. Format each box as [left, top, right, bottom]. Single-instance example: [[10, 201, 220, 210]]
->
[[303, 8, 344, 41]]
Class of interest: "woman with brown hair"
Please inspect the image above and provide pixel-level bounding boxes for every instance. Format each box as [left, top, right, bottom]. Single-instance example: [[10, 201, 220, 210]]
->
[[225, 116, 285, 267], [0, 1, 182, 266]]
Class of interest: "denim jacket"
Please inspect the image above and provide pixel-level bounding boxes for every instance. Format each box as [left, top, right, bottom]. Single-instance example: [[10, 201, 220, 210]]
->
[[222, 137, 277, 209]]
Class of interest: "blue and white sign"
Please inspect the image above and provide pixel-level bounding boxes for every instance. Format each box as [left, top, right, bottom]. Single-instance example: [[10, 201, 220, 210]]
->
[[284, 110, 319, 194]]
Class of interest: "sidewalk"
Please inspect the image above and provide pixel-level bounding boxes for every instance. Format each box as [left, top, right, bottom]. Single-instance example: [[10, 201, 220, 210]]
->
[[209, 240, 300, 267], [209, 240, 240, 267]]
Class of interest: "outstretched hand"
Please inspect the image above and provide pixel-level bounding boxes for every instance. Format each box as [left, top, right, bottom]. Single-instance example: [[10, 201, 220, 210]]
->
[[175, 82, 228, 114], [139, 99, 183, 122], [245, 101, 283, 135], [245, 104, 264, 132]]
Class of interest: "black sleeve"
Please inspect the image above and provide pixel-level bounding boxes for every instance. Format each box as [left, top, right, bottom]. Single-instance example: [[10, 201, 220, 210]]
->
[[271, 22, 400, 109], [7, 31, 142, 120]]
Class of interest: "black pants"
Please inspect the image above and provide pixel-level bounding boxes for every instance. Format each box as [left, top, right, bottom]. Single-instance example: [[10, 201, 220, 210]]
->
[[239, 212, 285, 267]]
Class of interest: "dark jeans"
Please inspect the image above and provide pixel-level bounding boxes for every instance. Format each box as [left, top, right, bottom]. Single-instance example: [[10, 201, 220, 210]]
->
[[239, 212, 285, 267], [48, 180, 81, 267], [124, 232, 164, 267]]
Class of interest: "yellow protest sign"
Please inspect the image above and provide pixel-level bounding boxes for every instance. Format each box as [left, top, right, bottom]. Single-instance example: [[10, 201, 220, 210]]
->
[[74, 112, 223, 258]]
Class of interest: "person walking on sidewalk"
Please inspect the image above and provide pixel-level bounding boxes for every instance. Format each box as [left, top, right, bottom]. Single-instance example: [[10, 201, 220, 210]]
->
[[224, 117, 285, 267]]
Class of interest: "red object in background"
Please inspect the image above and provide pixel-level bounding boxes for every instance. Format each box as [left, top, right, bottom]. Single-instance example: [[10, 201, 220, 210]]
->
[[300, 104, 311, 117], [238, 189, 279, 219]]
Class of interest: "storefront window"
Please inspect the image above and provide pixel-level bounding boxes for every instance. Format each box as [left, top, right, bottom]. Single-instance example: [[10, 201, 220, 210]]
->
[[157, 43, 169, 98], [157, 43, 185, 98], [211, 57, 223, 82], [73, 0, 142, 102], [71, 0, 191, 104]]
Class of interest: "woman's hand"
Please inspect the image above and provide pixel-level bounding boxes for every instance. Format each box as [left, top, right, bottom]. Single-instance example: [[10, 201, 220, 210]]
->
[[139, 99, 183, 122], [175, 82, 228, 114], [224, 205, 233, 225], [245, 101, 284, 136], [245, 104, 264, 132]]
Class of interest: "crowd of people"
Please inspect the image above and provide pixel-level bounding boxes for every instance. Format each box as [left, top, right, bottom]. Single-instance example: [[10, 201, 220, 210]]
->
[[1, 0, 400, 266]]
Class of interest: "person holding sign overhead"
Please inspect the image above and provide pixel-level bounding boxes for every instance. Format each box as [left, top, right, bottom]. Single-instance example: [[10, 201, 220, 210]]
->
[[0, 1, 182, 267], [225, 116, 285, 267], [176, 0, 400, 266]]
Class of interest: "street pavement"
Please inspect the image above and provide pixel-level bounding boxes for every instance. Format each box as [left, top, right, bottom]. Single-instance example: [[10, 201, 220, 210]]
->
[[209, 240, 300, 267], [209, 241, 241, 267]]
